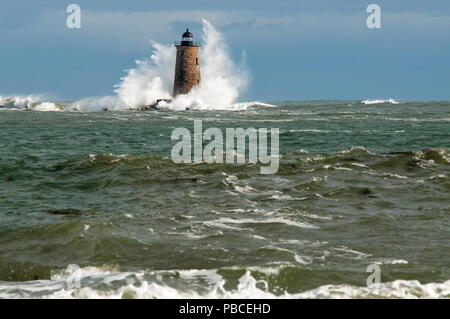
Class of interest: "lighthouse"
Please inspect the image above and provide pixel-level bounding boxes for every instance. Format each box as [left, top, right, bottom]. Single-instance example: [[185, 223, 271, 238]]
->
[[173, 29, 201, 97]]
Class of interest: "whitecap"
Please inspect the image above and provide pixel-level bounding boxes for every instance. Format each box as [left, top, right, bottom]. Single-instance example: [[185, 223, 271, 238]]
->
[[361, 99, 400, 105]]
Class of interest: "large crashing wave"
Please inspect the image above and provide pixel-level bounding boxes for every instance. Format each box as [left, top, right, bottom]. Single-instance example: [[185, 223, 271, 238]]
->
[[71, 19, 257, 111], [1, 20, 267, 112], [112, 19, 251, 111]]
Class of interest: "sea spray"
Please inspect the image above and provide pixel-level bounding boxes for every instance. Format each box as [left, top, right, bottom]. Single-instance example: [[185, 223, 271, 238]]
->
[[0, 95, 61, 111], [168, 19, 249, 110], [1, 20, 257, 112], [114, 42, 175, 109], [69, 19, 250, 111]]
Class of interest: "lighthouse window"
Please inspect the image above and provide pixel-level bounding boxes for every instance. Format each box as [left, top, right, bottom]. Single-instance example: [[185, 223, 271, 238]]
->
[[181, 51, 185, 57], [196, 58, 198, 65]]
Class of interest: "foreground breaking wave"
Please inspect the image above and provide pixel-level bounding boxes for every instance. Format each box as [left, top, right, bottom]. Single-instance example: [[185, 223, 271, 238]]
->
[[0, 265, 449, 298], [0, 147, 448, 298], [0, 102, 448, 299]]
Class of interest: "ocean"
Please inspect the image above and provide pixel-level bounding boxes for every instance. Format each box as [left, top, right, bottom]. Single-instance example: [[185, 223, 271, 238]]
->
[[0, 100, 449, 298]]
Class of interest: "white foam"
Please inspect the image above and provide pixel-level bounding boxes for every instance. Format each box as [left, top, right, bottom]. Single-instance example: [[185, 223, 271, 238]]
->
[[211, 217, 318, 229], [233, 185, 257, 194], [333, 167, 353, 171], [288, 129, 331, 133], [0, 95, 61, 111], [33, 102, 61, 112], [331, 246, 371, 260], [390, 174, 408, 179], [1, 265, 449, 299], [374, 259, 408, 265], [2, 20, 274, 112], [295, 279, 450, 299], [361, 99, 400, 105], [350, 162, 370, 169], [269, 194, 294, 200], [69, 19, 260, 111]]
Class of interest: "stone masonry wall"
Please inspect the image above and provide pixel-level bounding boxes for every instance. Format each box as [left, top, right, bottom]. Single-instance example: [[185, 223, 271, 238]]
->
[[173, 45, 201, 96]]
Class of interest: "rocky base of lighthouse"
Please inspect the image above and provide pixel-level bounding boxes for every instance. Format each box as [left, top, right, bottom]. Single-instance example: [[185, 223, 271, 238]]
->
[[135, 99, 172, 111]]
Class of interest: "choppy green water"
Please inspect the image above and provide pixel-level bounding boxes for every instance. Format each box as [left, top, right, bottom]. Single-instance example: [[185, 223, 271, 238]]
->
[[0, 101, 449, 298]]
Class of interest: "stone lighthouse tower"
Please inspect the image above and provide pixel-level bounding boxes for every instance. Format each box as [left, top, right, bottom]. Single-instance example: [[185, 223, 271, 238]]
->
[[173, 29, 201, 97]]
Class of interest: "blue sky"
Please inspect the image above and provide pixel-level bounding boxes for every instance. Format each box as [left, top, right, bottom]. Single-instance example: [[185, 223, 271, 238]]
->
[[1, 0, 449, 101]]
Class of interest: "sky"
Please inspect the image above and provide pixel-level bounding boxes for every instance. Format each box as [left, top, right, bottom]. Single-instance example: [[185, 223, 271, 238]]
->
[[1, 0, 449, 101]]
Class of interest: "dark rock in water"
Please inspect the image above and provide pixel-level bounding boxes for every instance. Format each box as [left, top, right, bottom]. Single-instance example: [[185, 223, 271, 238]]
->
[[359, 188, 379, 198], [46, 209, 84, 216], [138, 99, 172, 110], [5, 176, 14, 182], [51, 164, 65, 172], [140, 104, 158, 110]]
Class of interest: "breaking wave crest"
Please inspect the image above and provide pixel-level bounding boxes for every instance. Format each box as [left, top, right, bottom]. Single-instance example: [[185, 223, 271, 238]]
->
[[1, 265, 448, 299], [361, 99, 400, 105], [0, 95, 63, 112], [1, 147, 448, 298]]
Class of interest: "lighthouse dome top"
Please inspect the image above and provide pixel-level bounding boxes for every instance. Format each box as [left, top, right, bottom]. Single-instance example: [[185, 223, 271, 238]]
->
[[182, 29, 193, 38], [176, 28, 200, 47]]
